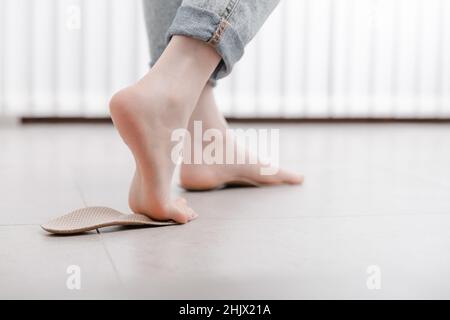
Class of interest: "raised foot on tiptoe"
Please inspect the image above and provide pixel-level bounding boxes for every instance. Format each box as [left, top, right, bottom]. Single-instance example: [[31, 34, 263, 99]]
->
[[109, 83, 197, 224]]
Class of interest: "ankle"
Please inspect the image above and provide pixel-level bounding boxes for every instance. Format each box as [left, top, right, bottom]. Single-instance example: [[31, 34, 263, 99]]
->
[[157, 36, 220, 76]]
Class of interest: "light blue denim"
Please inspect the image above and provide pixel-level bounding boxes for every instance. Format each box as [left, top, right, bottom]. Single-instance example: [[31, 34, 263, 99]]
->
[[143, 0, 280, 83]]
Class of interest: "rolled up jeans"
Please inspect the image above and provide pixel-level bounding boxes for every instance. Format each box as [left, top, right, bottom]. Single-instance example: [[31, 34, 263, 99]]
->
[[143, 0, 280, 84]]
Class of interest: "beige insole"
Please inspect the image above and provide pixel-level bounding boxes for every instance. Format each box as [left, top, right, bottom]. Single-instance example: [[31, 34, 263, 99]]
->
[[41, 207, 176, 235]]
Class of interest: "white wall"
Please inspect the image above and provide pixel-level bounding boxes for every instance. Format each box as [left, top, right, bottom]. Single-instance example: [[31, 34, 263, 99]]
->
[[0, 0, 449, 118]]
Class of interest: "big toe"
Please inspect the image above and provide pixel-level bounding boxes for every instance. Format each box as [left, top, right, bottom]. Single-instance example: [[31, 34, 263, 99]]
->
[[278, 169, 304, 185], [168, 198, 198, 224]]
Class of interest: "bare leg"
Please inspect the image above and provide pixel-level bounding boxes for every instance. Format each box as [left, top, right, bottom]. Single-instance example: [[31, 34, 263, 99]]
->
[[180, 84, 304, 190], [109, 36, 221, 223]]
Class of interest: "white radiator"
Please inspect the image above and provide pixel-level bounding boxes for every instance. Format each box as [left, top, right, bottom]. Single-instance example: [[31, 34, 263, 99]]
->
[[0, 0, 449, 118]]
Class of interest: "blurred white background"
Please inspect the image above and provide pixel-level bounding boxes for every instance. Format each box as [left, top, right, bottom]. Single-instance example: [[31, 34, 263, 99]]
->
[[0, 0, 449, 118]]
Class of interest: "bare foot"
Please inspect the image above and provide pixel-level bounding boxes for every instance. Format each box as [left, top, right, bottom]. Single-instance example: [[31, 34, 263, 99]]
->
[[110, 36, 221, 223], [181, 160, 304, 191], [110, 84, 197, 223], [180, 85, 304, 191]]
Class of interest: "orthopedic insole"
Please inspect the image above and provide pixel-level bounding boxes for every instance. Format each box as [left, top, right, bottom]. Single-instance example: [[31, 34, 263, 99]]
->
[[41, 207, 176, 235]]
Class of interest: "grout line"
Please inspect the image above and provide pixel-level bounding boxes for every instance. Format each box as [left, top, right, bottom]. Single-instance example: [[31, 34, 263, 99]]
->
[[96, 229, 125, 287], [70, 168, 88, 208], [73, 165, 126, 287]]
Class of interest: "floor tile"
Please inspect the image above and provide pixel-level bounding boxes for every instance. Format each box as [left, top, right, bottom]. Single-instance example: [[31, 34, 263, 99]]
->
[[99, 214, 450, 299], [0, 226, 122, 299], [2, 123, 450, 299], [0, 126, 85, 224]]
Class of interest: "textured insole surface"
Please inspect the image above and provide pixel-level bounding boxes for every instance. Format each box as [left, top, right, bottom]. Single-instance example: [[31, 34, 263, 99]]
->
[[41, 207, 176, 235]]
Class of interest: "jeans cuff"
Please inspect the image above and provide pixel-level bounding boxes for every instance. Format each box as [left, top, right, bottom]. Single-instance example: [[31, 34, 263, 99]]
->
[[166, 5, 244, 81]]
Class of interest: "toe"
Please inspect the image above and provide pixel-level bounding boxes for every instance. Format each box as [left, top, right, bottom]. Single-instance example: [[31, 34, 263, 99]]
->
[[278, 169, 304, 185], [169, 198, 198, 224]]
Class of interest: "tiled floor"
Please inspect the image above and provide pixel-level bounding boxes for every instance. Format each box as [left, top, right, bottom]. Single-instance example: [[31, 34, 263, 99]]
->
[[1, 122, 450, 299]]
